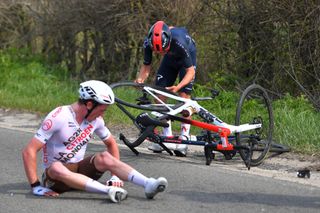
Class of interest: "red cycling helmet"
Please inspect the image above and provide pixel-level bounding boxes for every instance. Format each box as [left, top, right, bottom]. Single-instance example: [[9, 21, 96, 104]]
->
[[147, 21, 172, 53]]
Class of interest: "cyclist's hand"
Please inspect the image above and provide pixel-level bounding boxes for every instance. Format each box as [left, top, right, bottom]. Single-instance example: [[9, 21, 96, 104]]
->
[[107, 175, 124, 187], [135, 78, 144, 84], [32, 185, 59, 197], [166, 85, 179, 93]]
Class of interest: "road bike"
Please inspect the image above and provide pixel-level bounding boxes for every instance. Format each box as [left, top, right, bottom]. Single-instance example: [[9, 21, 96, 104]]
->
[[110, 82, 290, 169]]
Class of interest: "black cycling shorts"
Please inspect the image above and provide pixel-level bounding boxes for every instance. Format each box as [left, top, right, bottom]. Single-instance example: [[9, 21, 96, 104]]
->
[[155, 50, 197, 94]]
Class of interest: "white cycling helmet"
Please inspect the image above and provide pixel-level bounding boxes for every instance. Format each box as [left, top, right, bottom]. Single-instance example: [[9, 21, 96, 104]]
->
[[79, 80, 115, 105]]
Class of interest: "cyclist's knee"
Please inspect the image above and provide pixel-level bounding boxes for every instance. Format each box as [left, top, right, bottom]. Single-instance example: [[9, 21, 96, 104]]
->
[[47, 162, 71, 180], [94, 151, 117, 171]]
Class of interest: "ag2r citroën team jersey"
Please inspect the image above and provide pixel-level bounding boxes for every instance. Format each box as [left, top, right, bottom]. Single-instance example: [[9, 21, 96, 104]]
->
[[35, 105, 111, 168]]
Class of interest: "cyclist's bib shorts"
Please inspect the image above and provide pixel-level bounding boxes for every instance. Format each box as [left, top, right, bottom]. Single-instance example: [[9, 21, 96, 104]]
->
[[155, 50, 196, 94]]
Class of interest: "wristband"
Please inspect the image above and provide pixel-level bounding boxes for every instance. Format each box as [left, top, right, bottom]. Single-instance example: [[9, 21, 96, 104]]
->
[[30, 181, 41, 188]]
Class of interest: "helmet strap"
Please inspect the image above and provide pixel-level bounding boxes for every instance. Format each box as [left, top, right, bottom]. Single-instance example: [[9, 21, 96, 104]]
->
[[84, 101, 99, 119]]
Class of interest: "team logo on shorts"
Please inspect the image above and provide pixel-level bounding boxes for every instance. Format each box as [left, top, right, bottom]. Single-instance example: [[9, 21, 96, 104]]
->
[[156, 74, 163, 82], [42, 119, 53, 131]]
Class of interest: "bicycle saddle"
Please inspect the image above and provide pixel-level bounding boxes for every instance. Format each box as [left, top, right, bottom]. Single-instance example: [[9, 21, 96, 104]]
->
[[135, 113, 169, 128]]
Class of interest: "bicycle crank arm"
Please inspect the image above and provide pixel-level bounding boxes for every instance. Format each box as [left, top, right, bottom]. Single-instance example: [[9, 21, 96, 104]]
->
[[233, 144, 252, 170], [119, 133, 140, 156], [158, 142, 174, 156]]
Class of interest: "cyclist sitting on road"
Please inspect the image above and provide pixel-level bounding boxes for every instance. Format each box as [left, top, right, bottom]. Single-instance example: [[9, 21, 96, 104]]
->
[[135, 20, 197, 157], [22, 80, 168, 203]]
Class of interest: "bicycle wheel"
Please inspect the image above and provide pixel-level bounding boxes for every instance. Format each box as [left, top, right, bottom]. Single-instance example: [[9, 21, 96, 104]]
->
[[235, 84, 274, 166], [269, 143, 291, 153], [110, 82, 183, 112]]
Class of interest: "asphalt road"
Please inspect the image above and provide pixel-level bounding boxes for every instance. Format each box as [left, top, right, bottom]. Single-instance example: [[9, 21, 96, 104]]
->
[[0, 127, 320, 213]]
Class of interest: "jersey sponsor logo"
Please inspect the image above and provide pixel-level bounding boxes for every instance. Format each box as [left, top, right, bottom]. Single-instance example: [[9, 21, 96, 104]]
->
[[53, 124, 94, 163], [52, 107, 62, 118], [42, 119, 53, 131], [63, 124, 94, 150], [54, 138, 89, 163], [43, 144, 48, 163]]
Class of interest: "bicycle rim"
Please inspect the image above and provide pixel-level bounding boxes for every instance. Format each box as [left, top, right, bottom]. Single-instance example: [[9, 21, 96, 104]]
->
[[235, 84, 274, 166], [269, 143, 291, 153]]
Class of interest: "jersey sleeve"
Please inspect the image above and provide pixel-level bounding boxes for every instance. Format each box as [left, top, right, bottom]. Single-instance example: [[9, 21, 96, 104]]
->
[[143, 37, 153, 65], [34, 107, 62, 144], [94, 117, 111, 141]]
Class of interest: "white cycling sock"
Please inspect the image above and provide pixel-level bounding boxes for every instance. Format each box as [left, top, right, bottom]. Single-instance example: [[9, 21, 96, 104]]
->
[[162, 120, 172, 136], [85, 178, 110, 194], [180, 123, 191, 136], [128, 170, 148, 187]]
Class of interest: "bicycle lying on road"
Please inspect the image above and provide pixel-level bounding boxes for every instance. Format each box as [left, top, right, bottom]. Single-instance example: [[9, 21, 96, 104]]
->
[[110, 82, 290, 169]]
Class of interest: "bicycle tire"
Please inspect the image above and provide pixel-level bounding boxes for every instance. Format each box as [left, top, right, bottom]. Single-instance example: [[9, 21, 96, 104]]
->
[[235, 84, 274, 166], [110, 82, 181, 112], [269, 143, 291, 153]]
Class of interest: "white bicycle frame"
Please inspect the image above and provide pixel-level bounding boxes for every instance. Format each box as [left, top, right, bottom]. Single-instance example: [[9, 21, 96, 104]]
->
[[143, 86, 262, 134]]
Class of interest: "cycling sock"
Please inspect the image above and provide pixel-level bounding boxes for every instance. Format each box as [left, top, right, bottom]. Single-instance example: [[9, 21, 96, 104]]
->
[[127, 170, 147, 187], [180, 123, 190, 136], [85, 178, 110, 194], [162, 120, 172, 136]]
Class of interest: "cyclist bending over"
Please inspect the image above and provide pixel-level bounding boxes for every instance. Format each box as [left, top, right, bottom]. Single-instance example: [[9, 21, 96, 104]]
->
[[135, 20, 197, 157], [22, 80, 168, 203]]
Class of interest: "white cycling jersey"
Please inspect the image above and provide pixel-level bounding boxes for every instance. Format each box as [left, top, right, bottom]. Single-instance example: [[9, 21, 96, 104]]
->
[[35, 105, 111, 168]]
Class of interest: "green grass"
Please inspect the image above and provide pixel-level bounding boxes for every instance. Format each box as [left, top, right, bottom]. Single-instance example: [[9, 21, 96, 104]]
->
[[1, 48, 319, 156], [273, 95, 320, 155], [0, 48, 78, 113]]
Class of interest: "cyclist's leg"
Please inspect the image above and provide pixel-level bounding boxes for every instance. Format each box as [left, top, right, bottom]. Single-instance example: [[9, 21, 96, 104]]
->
[[44, 155, 127, 202], [42, 162, 79, 193], [92, 151, 168, 199], [178, 50, 196, 138], [148, 56, 179, 151], [155, 55, 178, 102], [43, 156, 105, 193], [155, 55, 178, 137]]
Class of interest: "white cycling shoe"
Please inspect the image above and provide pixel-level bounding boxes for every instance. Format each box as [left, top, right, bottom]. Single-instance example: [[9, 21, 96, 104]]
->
[[148, 143, 175, 152], [145, 177, 168, 199], [108, 186, 128, 203], [148, 143, 188, 157]]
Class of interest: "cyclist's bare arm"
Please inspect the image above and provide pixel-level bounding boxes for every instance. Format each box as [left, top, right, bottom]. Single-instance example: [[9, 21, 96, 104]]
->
[[22, 137, 44, 185], [22, 137, 59, 196], [136, 64, 151, 83], [166, 66, 195, 94], [103, 135, 120, 160]]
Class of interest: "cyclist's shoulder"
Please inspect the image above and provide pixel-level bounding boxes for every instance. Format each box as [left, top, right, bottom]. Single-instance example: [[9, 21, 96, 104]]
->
[[171, 27, 189, 37], [44, 105, 72, 124]]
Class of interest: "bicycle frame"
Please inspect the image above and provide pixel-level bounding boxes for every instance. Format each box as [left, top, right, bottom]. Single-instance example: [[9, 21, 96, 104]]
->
[[142, 86, 262, 137], [118, 109, 253, 168], [111, 82, 274, 168]]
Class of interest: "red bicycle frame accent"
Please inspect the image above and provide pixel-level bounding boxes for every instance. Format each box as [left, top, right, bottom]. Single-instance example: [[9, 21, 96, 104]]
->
[[166, 114, 233, 150]]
